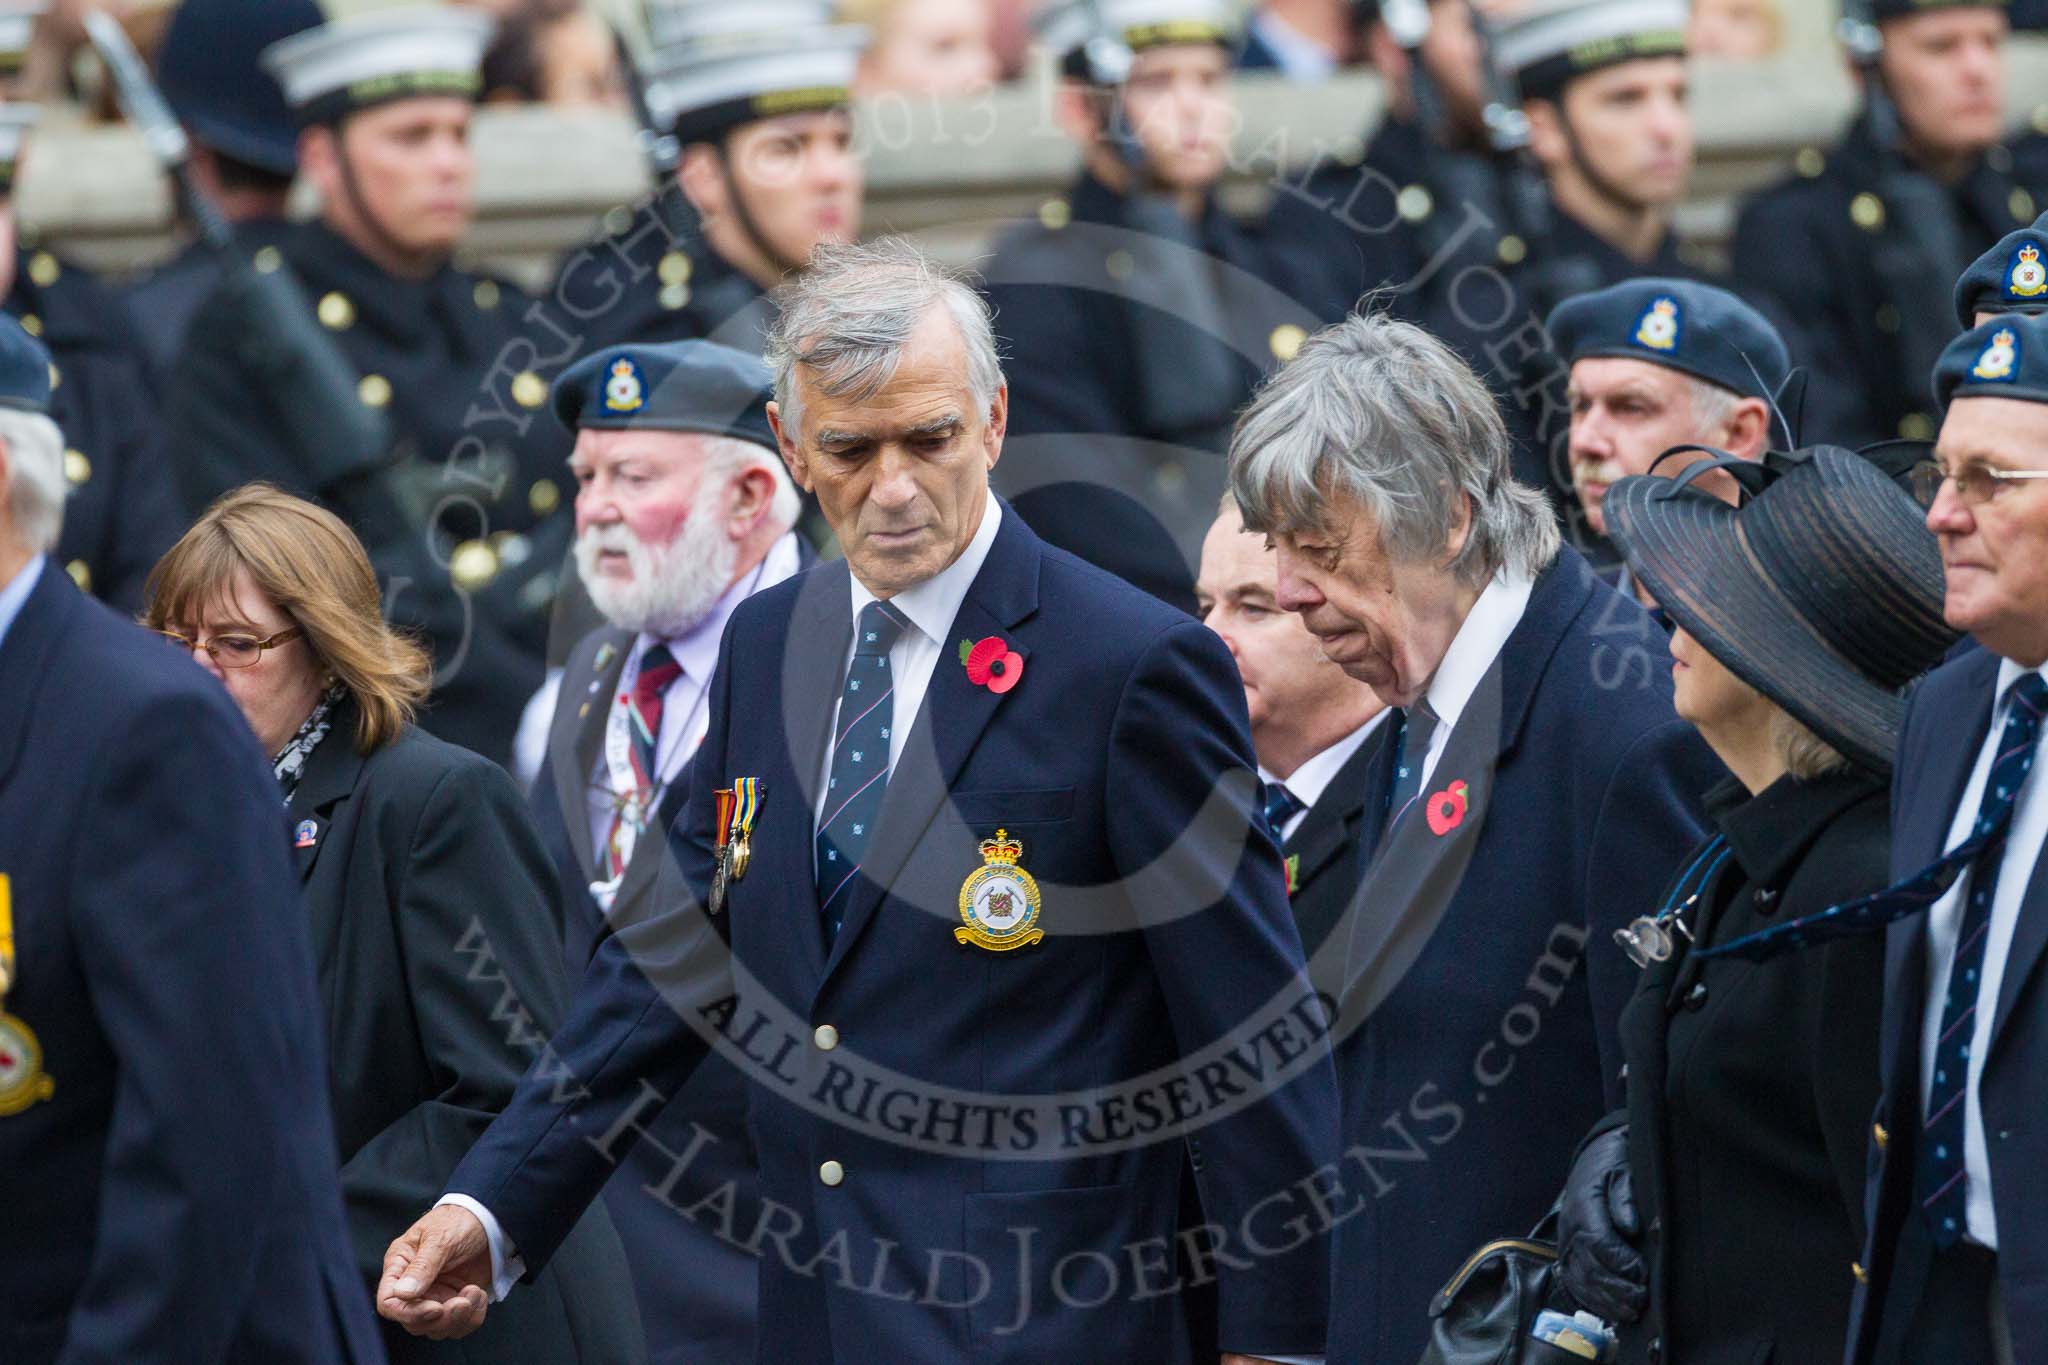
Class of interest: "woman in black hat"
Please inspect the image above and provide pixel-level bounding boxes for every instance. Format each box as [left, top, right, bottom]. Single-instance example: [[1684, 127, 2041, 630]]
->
[[1550, 446, 1958, 1364]]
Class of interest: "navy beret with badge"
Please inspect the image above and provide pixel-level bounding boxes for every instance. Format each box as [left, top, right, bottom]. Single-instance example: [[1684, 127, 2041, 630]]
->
[[553, 339, 779, 451], [1934, 313, 2048, 409], [1953, 213, 2048, 328], [0, 310, 53, 412], [1545, 277, 1792, 407]]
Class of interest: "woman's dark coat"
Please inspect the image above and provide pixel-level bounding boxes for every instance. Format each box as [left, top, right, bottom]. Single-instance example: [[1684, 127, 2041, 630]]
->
[[287, 708, 646, 1364], [1612, 771, 1891, 1365]]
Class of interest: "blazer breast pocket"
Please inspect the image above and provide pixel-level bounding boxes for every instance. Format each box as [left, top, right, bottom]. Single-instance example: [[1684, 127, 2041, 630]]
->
[[945, 787, 1075, 826]]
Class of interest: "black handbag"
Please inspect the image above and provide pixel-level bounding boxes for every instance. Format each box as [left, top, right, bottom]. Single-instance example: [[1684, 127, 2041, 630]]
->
[[1416, 1207, 1614, 1365]]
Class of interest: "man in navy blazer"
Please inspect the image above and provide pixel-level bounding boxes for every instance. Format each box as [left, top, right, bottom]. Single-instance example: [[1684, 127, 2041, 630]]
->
[[1229, 311, 1721, 1363], [379, 239, 1338, 1363], [0, 314, 381, 1363], [527, 339, 810, 1364], [1847, 316, 2048, 1364]]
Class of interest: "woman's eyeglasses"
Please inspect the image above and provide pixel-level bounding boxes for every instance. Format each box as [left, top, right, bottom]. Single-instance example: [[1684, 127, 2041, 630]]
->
[[1909, 459, 2048, 508], [158, 626, 304, 668]]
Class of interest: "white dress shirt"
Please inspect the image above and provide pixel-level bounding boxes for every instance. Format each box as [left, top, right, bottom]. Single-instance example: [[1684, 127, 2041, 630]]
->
[[1413, 567, 1536, 792], [439, 511, 1006, 1302], [586, 531, 803, 872], [1259, 712, 1390, 843], [1918, 656, 2048, 1251]]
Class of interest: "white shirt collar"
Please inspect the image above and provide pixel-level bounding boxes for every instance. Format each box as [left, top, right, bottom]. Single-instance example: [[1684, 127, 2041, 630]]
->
[[1423, 566, 1536, 733], [639, 529, 804, 684], [847, 495, 1003, 647], [1261, 710, 1390, 808]]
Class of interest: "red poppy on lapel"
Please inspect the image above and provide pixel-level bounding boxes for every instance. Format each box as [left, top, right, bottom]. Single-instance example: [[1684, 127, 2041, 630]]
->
[[960, 635, 1025, 694], [1425, 780, 1469, 837]]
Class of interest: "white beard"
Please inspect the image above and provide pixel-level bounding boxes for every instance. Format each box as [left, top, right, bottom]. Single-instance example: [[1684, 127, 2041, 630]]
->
[[574, 486, 740, 639]]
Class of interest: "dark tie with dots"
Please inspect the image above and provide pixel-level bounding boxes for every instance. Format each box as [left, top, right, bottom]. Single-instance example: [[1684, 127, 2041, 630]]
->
[[1919, 672, 2048, 1245], [1261, 781, 1306, 839], [1384, 702, 1438, 833], [815, 601, 911, 945], [1705, 672, 2048, 970]]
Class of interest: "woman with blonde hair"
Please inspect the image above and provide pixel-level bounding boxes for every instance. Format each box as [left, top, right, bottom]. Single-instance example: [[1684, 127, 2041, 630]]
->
[[146, 485, 646, 1365]]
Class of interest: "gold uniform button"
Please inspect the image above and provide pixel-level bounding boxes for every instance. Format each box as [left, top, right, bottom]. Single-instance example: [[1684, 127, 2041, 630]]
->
[[813, 1024, 839, 1051], [529, 478, 561, 517], [1850, 193, 1886, 232], [1154, 459, 1186, 495], [818, 1159, 845, 1187], [1497, 235, 1528, 266], [1396, 184, 1433, 224], [28, 251, 59, 288], [473, 279, 501, 311], [660, 282, 692, 311], [1333, 136, 1366, 167], [1269, 323, 1307, 363], [63, 449, 90, 486], [358, 373, 392, 408], [603, 204, 634, 236], [47, 361, 58, 391], [18, 313, 39, 337], [1873, 1122, 1889, 1150], [318, 291, 355, 330], [1875, 304, 1901, 334], [66, 559, 90, 591], [253, 246, 283, 274], [1851, 1261, 1869, 1285], [511, 370, 548, 409], [449, 538, 501, 591], [2013, 188, 2037, 225], [1794, 146, 1826, 178], [658, 250, 693, 286], [1038, 198, 1071, 231], [1104, 249, 1136, 282], [1899, 412, 1935, 442]]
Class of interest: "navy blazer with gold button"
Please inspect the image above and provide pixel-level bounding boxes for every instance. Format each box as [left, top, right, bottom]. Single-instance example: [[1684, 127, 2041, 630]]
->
[[447, 502, 1339, 1363]]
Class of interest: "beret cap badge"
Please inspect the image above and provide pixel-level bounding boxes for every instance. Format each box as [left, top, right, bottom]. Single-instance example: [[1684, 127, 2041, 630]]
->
[[2010, 243, 2048, 300], [603, 357, 645, 413], [1971, 328, 2021, 383], [1633, 297, 1681, 352]]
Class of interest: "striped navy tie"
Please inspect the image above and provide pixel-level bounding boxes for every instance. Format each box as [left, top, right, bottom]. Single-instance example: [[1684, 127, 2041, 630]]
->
[[815, 601, 911, 945]]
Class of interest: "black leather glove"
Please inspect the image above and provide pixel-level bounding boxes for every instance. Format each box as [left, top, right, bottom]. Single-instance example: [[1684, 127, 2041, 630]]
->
[[1556, 1125, 1647, 1324]]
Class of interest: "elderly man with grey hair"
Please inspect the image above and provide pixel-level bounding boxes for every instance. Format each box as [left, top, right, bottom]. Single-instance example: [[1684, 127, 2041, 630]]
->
[[379, 238, 1340, 1365], [1228, 311, 1722, 1364]]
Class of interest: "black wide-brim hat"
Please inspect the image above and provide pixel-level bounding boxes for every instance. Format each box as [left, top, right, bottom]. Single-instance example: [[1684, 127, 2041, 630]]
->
[[1605, 446, 1958, 775]]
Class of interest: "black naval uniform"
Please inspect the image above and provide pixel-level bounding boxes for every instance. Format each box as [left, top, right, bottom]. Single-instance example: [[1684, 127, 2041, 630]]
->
[[1735, 120, 2048, 447], [547, 186, 772, 358], [122, 218, 294, 381], [10, 246, 182, 614], [1265, 113, 1437, 325], [982, 172, 1312, 615], [162, 219, 572, 766]]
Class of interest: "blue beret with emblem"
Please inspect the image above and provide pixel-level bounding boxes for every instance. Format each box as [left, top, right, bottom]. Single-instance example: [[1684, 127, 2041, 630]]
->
[[1953, 213, 2048, 328], [0, 311, 53, 413], [1545, 277, 1791, 408], [1935, 313, 2048, 409], [553, 339, 778, 452]]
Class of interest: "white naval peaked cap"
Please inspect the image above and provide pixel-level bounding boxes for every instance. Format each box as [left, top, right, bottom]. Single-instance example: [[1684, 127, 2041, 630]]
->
[[260, 5, 493, 126], [1033, 0, 1235, 65], [644, 0, 838, 51], [644, 18, 866, 145], [1490, 0, 1689, 98], [0, 1, 46, 74]]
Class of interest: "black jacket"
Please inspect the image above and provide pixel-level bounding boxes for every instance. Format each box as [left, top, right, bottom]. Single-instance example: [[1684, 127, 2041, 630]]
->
[[287, 711, 645, 1365], [11, 246, 181, 613], [1734, 119, 2048, 448], [1281, 724, 1389, 966], [160, 220, 574, 765], [1612, 771, 1890, 1365]]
